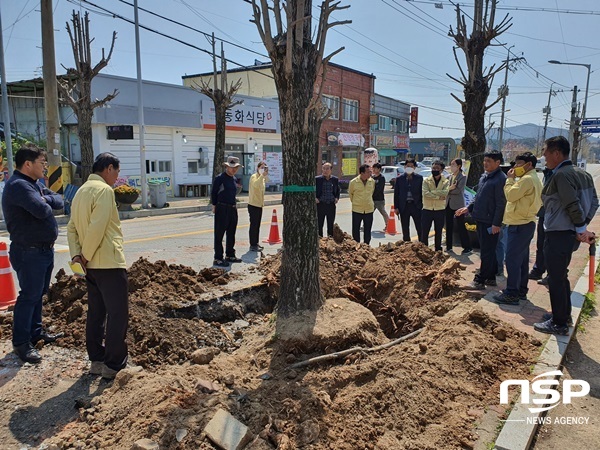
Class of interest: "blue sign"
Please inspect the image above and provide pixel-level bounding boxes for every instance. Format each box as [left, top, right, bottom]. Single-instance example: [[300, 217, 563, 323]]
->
[[582, 118, 600, 126], [582, 127, 600, 133]]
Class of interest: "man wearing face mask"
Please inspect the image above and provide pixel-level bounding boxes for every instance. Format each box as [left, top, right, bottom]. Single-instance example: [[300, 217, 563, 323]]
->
[[421, 160, 450, 251], [394, 159, 423, 241], [492, 152, 543, 305]]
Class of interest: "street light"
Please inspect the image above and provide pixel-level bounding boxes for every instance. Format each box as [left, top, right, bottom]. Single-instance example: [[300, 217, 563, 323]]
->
[[548, 60, 591, 149]]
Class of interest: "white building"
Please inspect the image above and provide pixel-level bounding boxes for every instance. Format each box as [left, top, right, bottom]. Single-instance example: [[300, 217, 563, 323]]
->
[[2, 74, 282, 196]]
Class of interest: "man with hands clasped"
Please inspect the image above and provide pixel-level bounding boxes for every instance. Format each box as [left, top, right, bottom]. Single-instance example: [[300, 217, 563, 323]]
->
[[67, 153, 128, 379]]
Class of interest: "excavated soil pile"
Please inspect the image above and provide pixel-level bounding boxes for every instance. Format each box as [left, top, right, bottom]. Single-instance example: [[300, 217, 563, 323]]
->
[[0, 258, 252, 368], [261, 227, 467, 337], [42, 302, 540, 450]]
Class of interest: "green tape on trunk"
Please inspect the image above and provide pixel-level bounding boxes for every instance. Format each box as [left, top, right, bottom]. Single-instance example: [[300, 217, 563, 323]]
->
[[282, 185, 316, 192]]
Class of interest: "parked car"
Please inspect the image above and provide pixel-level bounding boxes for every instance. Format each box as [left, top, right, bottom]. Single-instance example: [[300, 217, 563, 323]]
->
[[381, 165, 404, 186]]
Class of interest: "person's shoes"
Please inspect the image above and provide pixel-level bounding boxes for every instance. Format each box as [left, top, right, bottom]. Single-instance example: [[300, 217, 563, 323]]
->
[[225, 256, 243, 263], [528, 270, 544, 280], [249, 245, 264, 252], [518, 293, 528, 302], [13, 343, 42, 364], [462, 248, 473, 255], [541, 313, 574, 327], [90, 361, 104, 375], [538, 276, 549, 286], [31, 331, 64, 345], [213, 259, 230, 267], [533, 319, 569, 336], [101, 365, 119, 380], [492, 292, 520, 306], [485, 279, 497, 287], [445, 248, 453, 253], [467, 281, 486, 290]]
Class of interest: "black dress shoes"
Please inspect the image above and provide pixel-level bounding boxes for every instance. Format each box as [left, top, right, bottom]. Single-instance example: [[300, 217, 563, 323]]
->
[[13, 343, 42, 364], [31, 331, 64, 344]]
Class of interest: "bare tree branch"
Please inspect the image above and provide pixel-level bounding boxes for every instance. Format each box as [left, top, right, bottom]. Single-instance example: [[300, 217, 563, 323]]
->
[[91, 89, 119, 109], [446, 73, 466, 87], [452, 47, 468, 83]]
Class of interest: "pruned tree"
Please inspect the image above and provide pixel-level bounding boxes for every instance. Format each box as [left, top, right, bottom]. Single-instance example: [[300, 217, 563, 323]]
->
[[447, 0, 512, 186], [191, 33, 242, 180], [57, 11, 118, 182], [250, 0, 350, 317]]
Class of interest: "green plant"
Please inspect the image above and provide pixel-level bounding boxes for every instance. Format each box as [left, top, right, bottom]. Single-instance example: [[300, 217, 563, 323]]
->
[[577, 292, 596, 332]]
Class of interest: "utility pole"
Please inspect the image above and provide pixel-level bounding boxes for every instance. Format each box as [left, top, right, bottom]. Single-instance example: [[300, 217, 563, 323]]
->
[[133, 0, 148, 208], [568, 86, 578, 160], [41, 0, 63, 194], [0, 7, 14, 176], [541, 83, 555, 146], [497, 46, 514, 155]]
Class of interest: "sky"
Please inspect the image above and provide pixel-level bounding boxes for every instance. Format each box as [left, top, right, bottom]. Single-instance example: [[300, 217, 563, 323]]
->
[[1, 0, 599, 140]]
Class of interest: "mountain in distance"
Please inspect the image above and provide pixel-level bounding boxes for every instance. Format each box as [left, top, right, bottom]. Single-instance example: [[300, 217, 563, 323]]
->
[[485, 123, 569, 141]]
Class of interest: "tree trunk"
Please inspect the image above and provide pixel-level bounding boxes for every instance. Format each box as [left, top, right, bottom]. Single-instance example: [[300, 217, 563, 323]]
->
[[78, 77, 94, 182], [461, 83, 488, 187], [213, 102, 227, 180], [271, 46, 323, 317]]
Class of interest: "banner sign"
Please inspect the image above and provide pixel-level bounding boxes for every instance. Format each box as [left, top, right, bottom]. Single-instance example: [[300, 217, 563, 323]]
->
[[410, 107, 418, 133], [394, 134, 410, 149], [202, 99, 279, 133], [327, 132, 365, 147]]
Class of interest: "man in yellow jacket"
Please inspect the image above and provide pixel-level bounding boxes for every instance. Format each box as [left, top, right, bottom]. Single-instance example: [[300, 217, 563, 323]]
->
[[492, 152, 543, 305], [248, 162, 269, 251], [349, 164, 376, 244], [67, 153, 128, 380], [420, 160, 450, 251]]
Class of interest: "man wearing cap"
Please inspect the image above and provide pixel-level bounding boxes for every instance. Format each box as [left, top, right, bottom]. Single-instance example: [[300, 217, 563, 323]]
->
[[2, 144, 64, 364], [211, 156, 243, 267]]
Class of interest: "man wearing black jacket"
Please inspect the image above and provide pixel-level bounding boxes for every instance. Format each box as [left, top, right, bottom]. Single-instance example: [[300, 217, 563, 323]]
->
[[372, 163, 389, 232], [2, 145, 64, 364], [211, 156, 243, 267], [394, 159, 423, 241], [315, 162, 340, 237], [456, 151, 507, 289]]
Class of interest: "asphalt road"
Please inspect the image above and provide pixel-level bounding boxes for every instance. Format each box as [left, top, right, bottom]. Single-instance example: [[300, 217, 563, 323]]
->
[[1, 187, 413, 289]]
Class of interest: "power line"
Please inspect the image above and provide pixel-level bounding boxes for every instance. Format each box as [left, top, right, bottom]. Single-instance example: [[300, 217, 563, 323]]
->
[[65, 0, 275, 79], [115, 0, 268, 58]]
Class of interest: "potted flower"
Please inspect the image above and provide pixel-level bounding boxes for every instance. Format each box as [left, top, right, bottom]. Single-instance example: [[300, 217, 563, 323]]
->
[[113, 177, 140, 209], [338, 179, 350, 193]]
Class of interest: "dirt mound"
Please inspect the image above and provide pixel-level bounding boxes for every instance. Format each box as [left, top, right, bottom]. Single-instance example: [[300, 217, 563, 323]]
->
[[261, 230, 467, 337], [0, 258, 250, 368], [41, 302, 539, 450]]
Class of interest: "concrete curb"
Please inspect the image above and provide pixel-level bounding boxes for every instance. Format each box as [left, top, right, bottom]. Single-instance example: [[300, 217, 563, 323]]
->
[[0, 199, 283, 230], [494, 245, 599, 450]]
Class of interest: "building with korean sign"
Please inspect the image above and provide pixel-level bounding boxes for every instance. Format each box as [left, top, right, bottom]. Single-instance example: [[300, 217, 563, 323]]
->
[[370, 93, 411, 165], [2, 73, 282, 196], [185, 61, 379, 179]]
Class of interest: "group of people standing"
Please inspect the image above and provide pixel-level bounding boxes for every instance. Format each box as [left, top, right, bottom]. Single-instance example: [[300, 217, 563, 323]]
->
[[394, 158, 473, 253]]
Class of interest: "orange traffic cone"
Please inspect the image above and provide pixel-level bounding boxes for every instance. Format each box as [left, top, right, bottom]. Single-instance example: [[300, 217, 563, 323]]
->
[[263, 209, 282, 244], [386, 207, 398, 235], [0, 242, 17, 311]]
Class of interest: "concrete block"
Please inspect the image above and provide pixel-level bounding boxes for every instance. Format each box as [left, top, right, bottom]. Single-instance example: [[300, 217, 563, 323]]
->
[[204, 408, 252, 450], [131, 438, 159, 450]]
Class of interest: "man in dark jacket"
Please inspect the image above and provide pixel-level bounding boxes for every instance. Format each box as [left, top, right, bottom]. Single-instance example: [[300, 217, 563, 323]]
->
[[372, 163, 389, 232], [211, 156, 243, 267], [1, 144, 64, 364], [456, 151, 507, 289], [394, 159, 423, 241], [315, 162, 340, 237], [533, 136, 598, 335]]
